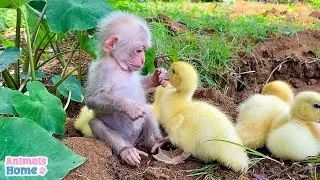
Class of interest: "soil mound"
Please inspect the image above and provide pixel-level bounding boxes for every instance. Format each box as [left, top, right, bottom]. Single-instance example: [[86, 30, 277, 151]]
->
[[232, 29, 320, 93]]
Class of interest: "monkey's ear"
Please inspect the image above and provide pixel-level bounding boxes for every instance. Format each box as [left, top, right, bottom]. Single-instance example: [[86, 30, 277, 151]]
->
[[104, 35, 119, 52]]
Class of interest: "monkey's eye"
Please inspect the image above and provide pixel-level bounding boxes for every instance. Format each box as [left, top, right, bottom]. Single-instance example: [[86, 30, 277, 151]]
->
[[136, 49, 144, 53], [312, 103, 320, 109]]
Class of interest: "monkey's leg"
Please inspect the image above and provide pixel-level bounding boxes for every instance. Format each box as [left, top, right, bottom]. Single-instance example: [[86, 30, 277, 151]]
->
[[141, 108, 163, 149], [89, 118, 147, 166]]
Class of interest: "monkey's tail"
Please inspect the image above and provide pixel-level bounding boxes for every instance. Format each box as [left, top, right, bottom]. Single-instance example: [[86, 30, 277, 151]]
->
[[74, 106, 95, 137]]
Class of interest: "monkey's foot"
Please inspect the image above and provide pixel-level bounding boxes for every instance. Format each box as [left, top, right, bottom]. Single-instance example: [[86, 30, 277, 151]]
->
[[151, 137, 171, 153], [152, 148, 190, 165], [120, 147, 148, 166]]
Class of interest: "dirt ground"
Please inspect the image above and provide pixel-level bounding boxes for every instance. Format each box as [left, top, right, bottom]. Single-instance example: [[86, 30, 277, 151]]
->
[[60, 29, 320, 180]]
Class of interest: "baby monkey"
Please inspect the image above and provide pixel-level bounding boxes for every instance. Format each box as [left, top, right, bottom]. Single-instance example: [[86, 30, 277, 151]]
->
[[84, 12, 168, 166]]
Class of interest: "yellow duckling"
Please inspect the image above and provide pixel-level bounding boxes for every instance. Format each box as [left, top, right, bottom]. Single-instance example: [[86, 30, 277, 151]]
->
[[156, 61, 249, 172], [73, 106, 95, 137], [266, 91, 320, 161], [261, 80, 294, 104], [235, 80, 294, 149]]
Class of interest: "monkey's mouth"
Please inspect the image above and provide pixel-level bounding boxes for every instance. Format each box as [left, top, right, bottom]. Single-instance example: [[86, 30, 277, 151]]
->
[[129, 64, 142, 71]]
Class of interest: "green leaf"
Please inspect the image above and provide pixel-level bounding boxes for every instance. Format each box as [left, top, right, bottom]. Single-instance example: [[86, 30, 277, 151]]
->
[[141, 48, 156, 76], [0, 35, 15, 47], [52, 75, 84, 102], [11, 81, 67, 135], [20, 70, 46, 80], [82, 35, 98, 59], [0, 0, 31, 8], [47, 0, 112, 33], [76, 31, 98, 59], [0, 117, 86, 179], [0, 47, 21, 72], [0, 87, 21, 115]]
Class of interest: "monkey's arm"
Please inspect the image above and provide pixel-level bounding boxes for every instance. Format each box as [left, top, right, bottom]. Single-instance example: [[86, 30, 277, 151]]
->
[[141, 68, 169, 91], [84, 86, 145, 120], [141, 75, 157, 90]]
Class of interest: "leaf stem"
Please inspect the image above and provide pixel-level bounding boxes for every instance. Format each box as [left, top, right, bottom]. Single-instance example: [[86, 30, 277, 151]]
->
[[14, 8, 21, 87], [63, 90, 72, 111], [62, 43, 79, 76], [78, 31, 83, 80], [2, 70, 18, 89], [22, 7, 36, 81], [34, 33, 56, 66], [36, 49, 79, 69], [30, 4, 47, 47]]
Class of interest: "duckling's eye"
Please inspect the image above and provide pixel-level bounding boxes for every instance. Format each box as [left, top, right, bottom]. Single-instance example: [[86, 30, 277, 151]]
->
[[172, 69, 175, 74], [312, 103, 320, 109]]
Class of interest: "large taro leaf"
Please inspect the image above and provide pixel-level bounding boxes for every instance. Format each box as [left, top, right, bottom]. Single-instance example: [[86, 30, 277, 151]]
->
[[0, 88, 21, 115], [0, 0, 31, 8], [11, 81, 67, 135], [0, 117, 86, 179], [0, 47, 21, 72], [52, 75, 84, 102], [47, 0, 112, 33]]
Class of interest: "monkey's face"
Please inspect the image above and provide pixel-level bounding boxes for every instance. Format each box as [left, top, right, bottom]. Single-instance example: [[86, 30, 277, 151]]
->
[[105, 35, 148, 72], [111, 43, 146, 72]]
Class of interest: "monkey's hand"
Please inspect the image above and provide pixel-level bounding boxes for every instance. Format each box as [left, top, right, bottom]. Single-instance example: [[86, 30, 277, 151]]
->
[[120, 147, 148, 166], [125, 100, 146, 120], [152, 68, 169, 88]]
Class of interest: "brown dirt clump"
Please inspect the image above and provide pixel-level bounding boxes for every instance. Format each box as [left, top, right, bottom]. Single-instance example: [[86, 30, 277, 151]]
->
[[310, 10, 320, 20], [232, 29, 320, 95]]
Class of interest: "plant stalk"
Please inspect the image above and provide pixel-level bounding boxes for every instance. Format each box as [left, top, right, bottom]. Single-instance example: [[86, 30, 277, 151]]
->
[[22, 9, 36, 81], [14, 8, 21, 86], [34, 33, 56, 66], [78, 31, 83, 80], [36, 49, 79, 69], [2, 70, 18, 89], [31, 4, 47, 48], [62, 43, 79, 76]]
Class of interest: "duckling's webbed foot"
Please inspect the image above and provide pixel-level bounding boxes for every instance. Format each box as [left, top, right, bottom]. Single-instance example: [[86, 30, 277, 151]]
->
[[151, 136, 171, 153], [152, 148, 190, 165]]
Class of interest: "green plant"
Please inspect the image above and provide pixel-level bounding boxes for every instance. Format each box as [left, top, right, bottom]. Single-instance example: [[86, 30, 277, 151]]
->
[[0, 0, 114, 177], [310, 0, 320, 9], [0, 117, 86, 178], [0, 0, 111, 99], [187, 164, 218, 179]]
